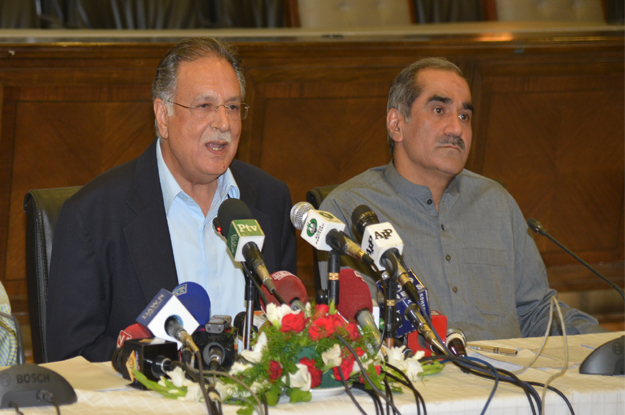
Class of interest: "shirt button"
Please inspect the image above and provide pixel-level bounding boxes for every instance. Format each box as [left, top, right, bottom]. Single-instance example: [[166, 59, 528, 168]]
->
[[427, 199, 432, 205], [446, 254, 451, 261], [441, 224, 445, 231], [453, 286, 458, 293]]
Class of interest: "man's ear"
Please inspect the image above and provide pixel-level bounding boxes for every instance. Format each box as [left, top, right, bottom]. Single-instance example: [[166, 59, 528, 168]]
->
[[154, 99, 169, 139], [387, 108, 404, 144]]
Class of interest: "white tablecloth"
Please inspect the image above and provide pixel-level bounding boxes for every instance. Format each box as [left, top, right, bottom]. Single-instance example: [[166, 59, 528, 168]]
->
[[5, 332, 624, 414]]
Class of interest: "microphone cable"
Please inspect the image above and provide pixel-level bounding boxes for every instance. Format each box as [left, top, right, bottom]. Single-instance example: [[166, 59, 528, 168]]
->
[[335, 334, 403, 415], [384, 363, 426, 415]]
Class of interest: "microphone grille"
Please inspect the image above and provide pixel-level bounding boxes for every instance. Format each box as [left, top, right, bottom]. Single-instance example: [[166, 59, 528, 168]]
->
[[351, 205, 379, 237], [290, 202, 313, 230]]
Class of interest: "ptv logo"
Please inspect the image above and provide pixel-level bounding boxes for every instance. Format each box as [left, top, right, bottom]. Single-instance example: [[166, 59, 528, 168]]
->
[[237, 223, 258, 233]]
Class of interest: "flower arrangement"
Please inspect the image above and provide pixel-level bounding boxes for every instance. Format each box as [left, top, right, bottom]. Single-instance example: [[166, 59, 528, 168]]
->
[[134, 302, 444, 413]]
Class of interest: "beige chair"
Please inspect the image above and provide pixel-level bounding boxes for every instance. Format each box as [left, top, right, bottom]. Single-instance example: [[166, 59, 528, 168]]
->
[[284, 0, 414, 28], [483, 0, 605, 21]]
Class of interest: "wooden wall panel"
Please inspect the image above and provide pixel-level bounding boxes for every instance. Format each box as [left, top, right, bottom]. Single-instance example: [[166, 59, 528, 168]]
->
[[0, 32, 622, 307], [2, 89, 155, 297]]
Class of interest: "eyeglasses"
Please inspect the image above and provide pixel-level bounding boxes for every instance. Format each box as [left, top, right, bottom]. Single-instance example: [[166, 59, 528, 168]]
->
[[169, 101, 250, 121]]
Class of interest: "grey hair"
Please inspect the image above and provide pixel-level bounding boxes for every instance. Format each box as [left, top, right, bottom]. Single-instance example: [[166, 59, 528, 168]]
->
[[386, 57, 463, 154], [152, 37, 246, 139]]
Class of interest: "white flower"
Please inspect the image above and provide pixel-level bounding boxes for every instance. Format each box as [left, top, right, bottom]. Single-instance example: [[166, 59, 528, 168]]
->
[[166, 367, 187, 388], [250, 381, 266, 394], [185, 383, 203, 402], [229, 361, 253, 374], [305, 301, 312, 317], [404, 356, 424, 382], [265, 303, 295, 326], [289, 363, 312, 392], [383, 346, 426, 382], [322, 343, 342, 368], [214, 381, 238, 399], [240, 332, 268, 364]]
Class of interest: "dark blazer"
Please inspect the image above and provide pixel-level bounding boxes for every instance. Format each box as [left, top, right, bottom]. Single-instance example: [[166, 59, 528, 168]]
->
[[46, 139, 297, 362]]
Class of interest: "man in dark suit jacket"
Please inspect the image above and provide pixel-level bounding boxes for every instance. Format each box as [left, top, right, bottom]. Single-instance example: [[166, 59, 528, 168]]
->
[[46, 38, 296, 362]]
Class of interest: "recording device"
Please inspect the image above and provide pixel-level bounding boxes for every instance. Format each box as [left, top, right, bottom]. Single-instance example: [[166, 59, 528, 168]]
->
[[136, 288, 199, 352], [290, 201, 375, 266], [173, 281, 211, 326], [193, 315, 235, 371], [337, 269, 382, 349], [116, 323, 152, 348], [217, 199, 278, 296], [111, 338, 179, 389], [528, 218, 625, 376], [259, 271, 308, 312], [0, 310, 76, 409]]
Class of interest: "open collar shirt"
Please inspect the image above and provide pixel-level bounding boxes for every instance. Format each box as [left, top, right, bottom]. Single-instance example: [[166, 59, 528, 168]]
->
[[157, 139, 245, 320], [320, 162, 602, 341]]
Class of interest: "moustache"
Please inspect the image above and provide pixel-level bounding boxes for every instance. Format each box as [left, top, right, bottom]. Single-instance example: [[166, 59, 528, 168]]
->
[[437, 135, 465, 151], [208, 131, 232, 144]]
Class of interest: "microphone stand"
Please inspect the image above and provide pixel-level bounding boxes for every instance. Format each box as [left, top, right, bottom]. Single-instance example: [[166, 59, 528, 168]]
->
[[381, 272, 398, 348], [327, 250, 341, 307], [241, 264, 257, 351]]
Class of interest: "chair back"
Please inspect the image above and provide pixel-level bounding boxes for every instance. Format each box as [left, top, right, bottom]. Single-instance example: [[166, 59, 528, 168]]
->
[[24, 186, 82, 363], [285, 0, 414, 27], [485, 0, 604, 21]]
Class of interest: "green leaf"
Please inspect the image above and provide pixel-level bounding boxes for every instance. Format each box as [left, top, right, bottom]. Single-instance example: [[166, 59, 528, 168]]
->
[[288, 388, 312, 403], [236, 404, 254, 415], [264, 387, 280, 406]]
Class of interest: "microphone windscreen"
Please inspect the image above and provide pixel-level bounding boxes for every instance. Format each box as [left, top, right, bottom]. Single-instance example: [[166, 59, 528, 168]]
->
[[260, 271, 309, 310], [117, 323, 152, 348], [217, 198, 253, 237], [290, 201, 314, 230], [337, 268, 373, 320], [351, 205, 379, 237], [173, 282, 211, 326]]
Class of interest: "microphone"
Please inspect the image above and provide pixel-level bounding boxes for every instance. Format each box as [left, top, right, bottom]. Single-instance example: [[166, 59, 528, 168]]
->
[[351, 205, 425, 309], [136, 288, 200, 352], [336, 268, 382, 349], [527, 218, 624, 300], [259, 271, 308, 312], [446, 328, 467, 357], [0, 311, 77, 409], [528, 218, 625, 376], [216, 199, 278, 297], [111, 338, 179, 387], [116, 323, 152, 348], [404, 304, 446, 355], [173, 281, 211, 326], [290, 201, 375, 267]]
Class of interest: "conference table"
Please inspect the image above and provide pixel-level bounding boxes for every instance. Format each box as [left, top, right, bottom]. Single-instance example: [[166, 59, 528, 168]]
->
[[7, 331, 624, 414]]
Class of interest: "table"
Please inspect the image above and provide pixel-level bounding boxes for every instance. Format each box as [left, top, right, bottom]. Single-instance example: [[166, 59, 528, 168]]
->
[[4, 332, 624, 414]]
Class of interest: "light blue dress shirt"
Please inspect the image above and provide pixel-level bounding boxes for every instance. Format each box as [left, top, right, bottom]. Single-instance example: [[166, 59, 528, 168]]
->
[[156, 140, 246, 320]]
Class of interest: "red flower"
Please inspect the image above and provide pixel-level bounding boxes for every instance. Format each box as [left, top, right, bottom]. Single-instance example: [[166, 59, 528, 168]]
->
[[299, 357, 322, 388], [333, 354, 355, 381], [308, 316, 335, 341], [280, 312, 307, 333], [268, 360, 282, 382], [312, 304, 330, 320], [343, 322, 360, 340]]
